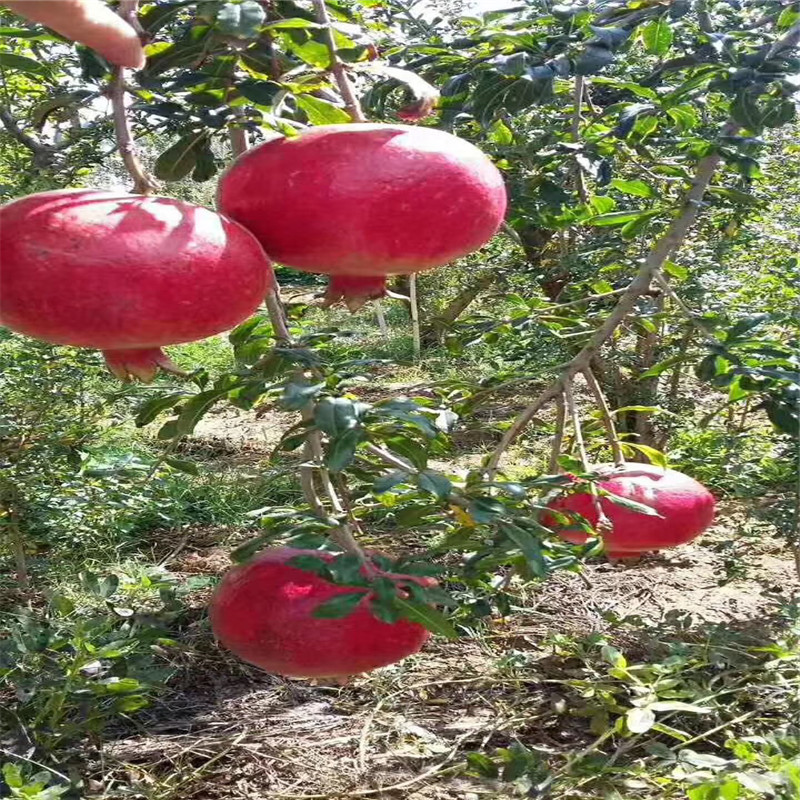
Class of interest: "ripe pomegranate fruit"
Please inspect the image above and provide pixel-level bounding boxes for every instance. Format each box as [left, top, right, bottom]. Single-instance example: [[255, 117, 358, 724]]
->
[[210, 547, 431, 678], [0, 189, 273, 381], [217, 124, 507, 309], [544, 464, 715, 559]]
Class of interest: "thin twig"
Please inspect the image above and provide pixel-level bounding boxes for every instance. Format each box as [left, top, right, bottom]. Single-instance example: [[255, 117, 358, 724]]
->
[[485, 120, 739, 477], [654, 270, 719, 346], [571, 75, 588, 203], [583, 367, 625, 466], [366, 442, 416, 473], [111, 1, 158, 194], [564, 379, 589, 470], [548, 392, 566, 473], [410, 273, 421, 361], [264, 289, 292, 342], [312, 0, 366, 122]]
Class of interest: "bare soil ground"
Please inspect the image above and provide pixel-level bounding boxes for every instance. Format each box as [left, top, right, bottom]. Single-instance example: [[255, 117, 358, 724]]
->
[[94, 404, 797, 800]]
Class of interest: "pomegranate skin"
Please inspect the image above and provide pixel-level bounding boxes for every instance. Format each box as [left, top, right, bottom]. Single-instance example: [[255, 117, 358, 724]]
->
[[217, 124, 507, 302], [0, 189, 273, 379], [545, 465, 716, 557], [210, 548, 430, 678]]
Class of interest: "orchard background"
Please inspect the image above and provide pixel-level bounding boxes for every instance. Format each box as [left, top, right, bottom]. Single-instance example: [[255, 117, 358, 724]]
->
[[0, 1, 799, 798]]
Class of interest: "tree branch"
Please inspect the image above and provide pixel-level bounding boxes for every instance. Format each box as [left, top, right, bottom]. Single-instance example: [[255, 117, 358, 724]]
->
[[548, 392, 566, 473], [564, 379, 589, 470], [111, 1, 158, 194], [0, 105, 55, 157], [584, 367, 625, 466], [312, 0, 366, 123], [484, 120, 739, 477], [571, 75, 588, 203]]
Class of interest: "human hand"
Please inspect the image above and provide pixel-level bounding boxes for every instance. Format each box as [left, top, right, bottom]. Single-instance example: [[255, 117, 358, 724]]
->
[[4, 0, 146, 68]]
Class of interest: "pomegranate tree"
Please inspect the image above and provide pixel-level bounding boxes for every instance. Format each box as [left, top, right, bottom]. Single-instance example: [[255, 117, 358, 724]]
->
[[0, 189, 274, 381], [210, 547, 431, 678], [217, 123, 507, 309], [545, 464, 716, 558]]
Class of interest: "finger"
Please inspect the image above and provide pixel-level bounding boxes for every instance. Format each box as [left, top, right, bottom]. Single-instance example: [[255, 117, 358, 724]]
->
[[5, 0, 146, 69]]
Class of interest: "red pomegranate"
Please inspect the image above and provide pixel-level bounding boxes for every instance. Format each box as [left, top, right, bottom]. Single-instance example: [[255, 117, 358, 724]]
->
[[0, 189, 273, 381], [544, 465, 715, 558], [210, 547, 431, 678], [217, 124, 507, 309]]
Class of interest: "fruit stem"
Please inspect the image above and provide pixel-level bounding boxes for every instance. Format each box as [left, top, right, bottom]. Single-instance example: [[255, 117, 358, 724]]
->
[[312, 0, 367, 123], [583, 367, 625, 467], [111, 1, 158, 195]]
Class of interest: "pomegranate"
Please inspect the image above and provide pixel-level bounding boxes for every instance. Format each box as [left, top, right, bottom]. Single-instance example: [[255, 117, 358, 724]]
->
[[209, 547, 431, 678], [544, 464, 715, 558], [217, 124, 507, 310], [0, 189, 273, 381]]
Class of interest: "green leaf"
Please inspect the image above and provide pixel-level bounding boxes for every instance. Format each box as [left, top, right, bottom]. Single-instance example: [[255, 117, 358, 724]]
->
[[77, 44, 109, 80], [326, 428, 365, 472], [731, 89, 763, 133], [192, 138, 217, 182], [175, 389, 229, 436], [373, 470, 410, 493], [621, 209, 661, 239], [601, 644, 627, 668], [466, 752, 499, 778], [384, 436, 427, 470], [417, 471, 452, 500], [0, 27, 44, 38], [314, 397, 362, 436], [649, 701, 713, 714], [312, 591, 366, 619], [627, 706, 656, 733], [666, 104, 698, 131], [589, 195, 616, 214], [777, 6, 800, 30], [620, 442, 667, 468], [467, 496, 506, 523], [154, 132, 207, 181], [164, 456, 199, 475], [288, 554, 331, 577], [503, 523, 546, 577], [282, 380, 324, 411], [641, 18, 673, 56], [696, 353, 721, 382], [295, 94, 352, 124], [102, 677, 140, 694], [143, 36, 208, 76], [663, 261, 688, 279], [487, 119, 513, 144], [394, 597, 458, 638], [0, 52, 50, 77], [575, 45, 615, 75], [611, 179, 655, 198], [281, 33, 330, 69], [117, 694, 149, 712], [135, 393, 187, 426], [264, 18, 321, 29], [602, 489, 662, 516], [587, 210, 646, 227], [30, 90, 93, 130], [238, 79, 282, 105], [217, 1, 266, 38]]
